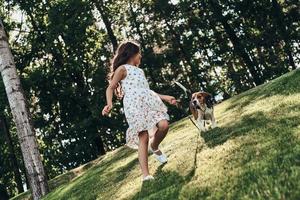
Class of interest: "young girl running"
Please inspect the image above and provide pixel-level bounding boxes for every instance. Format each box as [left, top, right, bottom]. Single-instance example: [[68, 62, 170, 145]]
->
[[102, 41, 177, 181]]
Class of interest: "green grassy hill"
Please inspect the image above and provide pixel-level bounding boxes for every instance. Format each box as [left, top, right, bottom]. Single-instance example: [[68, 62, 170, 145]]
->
[[12, 70, 300, 200]]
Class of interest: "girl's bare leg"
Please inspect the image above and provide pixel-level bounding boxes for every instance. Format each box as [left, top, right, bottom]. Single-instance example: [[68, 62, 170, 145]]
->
[[138, 131, 150, 177], [150, 119, 169, 155]]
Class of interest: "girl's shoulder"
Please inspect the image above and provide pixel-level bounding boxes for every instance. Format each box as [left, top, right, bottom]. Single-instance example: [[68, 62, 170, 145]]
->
[[113, 65, 127, 80], [115, 65, 127, 73], [123, 64, 142, 72], [119, 64, 131, 74], [123, 63, 135, 68]]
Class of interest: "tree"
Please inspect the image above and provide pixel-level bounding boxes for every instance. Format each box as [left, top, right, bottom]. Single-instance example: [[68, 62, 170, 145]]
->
[[93, 0, 118, 52], [0, 183, 9, 200], [271, 0, 296, 69], [2, 0, 298, 195], [0, 114, 24, 194], [0, 18, 49, 200], [208, 0, 263, 86], [12, 0, 109, 176]]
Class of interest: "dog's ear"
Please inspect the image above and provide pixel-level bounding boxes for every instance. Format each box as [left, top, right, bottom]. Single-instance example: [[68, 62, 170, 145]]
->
[[189, 101, 198, 120], [204, 93, 214, 108]]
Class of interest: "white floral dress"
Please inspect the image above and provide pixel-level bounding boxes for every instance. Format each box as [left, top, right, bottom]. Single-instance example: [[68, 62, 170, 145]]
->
[[120, 64, 170, 149]]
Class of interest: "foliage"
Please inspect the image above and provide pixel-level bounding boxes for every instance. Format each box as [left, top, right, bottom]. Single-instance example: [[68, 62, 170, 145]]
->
[[12, 70, 300, 200], [0, 0, 299, 197]]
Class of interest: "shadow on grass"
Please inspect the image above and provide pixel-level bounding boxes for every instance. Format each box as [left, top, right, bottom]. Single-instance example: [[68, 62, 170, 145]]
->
[[97, 147, 136, 171], [131, 165, 182, 200], [129, 86, 300, 200], [202, 104, 300, 148], [170, 121, 188, 133], [43, 147, 137, 200], [48, 171, 79, 190], [130, 165, 189, 200], [55, 147, 136, 187], [13, 147, 136, 200], [188, 105, 300, 199], [224, 112, 300, 199], [131, 136, 202, 200]]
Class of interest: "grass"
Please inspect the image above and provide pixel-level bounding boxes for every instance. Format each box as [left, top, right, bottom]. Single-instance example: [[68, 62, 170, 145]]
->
[[11, 69, 300, 200]]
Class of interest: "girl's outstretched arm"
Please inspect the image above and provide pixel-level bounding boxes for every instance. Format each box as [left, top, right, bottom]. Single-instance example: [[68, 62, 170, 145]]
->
[[102, 66, 127, 116], [155, 92, 178, 106]]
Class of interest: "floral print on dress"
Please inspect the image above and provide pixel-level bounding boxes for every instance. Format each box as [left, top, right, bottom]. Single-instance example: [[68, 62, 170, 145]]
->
[[120, 64, 170, 149]]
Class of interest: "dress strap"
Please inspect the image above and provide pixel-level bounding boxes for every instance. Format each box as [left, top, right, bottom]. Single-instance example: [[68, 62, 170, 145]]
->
[[123, 64, 132, 73], [121, 64, 132, 83]]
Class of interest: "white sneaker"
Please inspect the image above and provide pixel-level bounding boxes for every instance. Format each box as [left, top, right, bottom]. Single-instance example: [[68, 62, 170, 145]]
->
[[142, 175, 154, 182], [149, 147, 168, 164]]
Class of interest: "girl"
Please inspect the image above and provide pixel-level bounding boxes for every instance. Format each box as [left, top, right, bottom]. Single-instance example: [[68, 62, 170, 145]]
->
[[102, 41, 177, 181]]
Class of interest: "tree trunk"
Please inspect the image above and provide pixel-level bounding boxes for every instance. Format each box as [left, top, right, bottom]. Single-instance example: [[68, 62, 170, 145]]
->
[[0, 18, 49, 200], [271, 0, 296, 70], [154, 2, 207, 89], [128, 1, 160, 88], [0, 114, 24, 194], [128, 0, 146, 48], [93, 0, 118, 52], [165, 20, 206, 90], [27, 11, 107, 159], [0, 183, 9, 200], [209, 0, 263, 85], [94, 135, 105, 155]]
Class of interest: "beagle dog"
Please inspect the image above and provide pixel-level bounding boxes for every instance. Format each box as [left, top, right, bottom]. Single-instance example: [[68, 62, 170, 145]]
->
[[189, 92, 217, 132]]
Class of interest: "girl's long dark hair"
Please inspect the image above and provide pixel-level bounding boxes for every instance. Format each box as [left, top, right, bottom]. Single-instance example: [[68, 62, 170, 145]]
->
[[109, 41, 140, 99]]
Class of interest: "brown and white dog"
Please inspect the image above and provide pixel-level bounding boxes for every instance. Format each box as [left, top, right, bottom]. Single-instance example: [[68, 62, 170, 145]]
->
[[189, 92, 217, 132]]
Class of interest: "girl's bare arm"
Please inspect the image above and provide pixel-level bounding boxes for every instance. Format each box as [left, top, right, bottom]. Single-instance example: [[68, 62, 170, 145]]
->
[[155, 92, 177, 105], [156, 93, 168, 101], [102, 66, 127, 116], [105, 66, 127, 106]]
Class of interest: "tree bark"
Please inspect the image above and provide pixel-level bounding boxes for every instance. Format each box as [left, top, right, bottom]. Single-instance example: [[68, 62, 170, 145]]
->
[[93, 0, 118, 52], [0, 18, 49, 200], [0, 114, 24, 194], [209, 0, 263, 85]]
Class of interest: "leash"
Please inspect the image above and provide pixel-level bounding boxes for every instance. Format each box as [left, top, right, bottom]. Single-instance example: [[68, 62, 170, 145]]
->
[[173, 81, 201, 131], [173, 80, 204, 173], [187, 116, 201, 131]]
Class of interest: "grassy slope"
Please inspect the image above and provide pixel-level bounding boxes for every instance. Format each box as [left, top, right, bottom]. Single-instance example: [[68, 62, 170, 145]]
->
[[12, 70, 300, 200]]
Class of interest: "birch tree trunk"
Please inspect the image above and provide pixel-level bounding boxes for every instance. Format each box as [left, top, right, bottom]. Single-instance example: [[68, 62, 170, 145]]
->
[[0, 18, 49, 200]]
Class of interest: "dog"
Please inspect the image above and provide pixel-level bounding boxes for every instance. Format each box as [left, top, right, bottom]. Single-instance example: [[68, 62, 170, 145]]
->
[[189, 92, 217, 132]]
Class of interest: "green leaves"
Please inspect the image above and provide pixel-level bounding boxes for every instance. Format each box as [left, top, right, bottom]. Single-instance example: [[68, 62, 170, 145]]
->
[[1, 0, 299, 198]]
